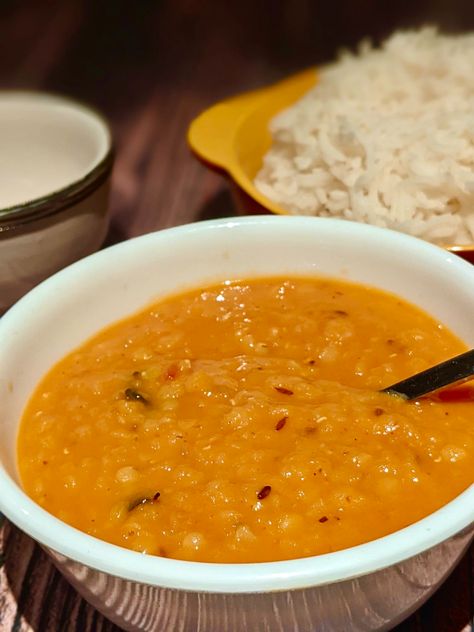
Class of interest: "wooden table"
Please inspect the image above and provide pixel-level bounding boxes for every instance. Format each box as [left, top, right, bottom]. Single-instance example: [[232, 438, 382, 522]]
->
[[0, 1, 473, 629]]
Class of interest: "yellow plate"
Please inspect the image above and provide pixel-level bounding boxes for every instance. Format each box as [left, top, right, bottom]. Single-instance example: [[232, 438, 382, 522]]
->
[[188, 68, 474, 262], [188, 67, 317, 216]]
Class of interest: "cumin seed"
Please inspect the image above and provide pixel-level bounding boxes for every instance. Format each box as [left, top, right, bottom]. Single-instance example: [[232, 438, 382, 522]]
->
[[257, 485, 272, 500], [128, 491, 161, 512], [275, 416, 287, 431], [125, 388, 149, 405], [274, 386, 293, 396]]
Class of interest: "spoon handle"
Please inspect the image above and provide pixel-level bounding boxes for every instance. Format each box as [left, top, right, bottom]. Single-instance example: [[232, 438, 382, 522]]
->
[[382, 349, 474, 400]]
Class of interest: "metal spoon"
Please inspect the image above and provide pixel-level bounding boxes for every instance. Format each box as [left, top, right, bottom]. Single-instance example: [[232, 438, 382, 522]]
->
[[382, 349, 474, 400]]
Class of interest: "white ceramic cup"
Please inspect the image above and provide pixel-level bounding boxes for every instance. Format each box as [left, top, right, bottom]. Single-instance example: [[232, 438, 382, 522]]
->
[[0, 91, 113, 313], [0, 216, 473, 631]]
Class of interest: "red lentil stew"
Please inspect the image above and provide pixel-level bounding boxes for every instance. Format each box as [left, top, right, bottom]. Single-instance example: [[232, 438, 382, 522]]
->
[[17, 277, 474, 562]]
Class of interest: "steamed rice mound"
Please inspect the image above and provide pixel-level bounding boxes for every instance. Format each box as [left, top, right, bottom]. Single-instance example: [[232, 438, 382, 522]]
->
[[255, 28, 474, 246]]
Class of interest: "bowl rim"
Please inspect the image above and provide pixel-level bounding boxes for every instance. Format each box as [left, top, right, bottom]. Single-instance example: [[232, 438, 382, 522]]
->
[[1, 215, 473, 593], [0, 90, 114, 231]]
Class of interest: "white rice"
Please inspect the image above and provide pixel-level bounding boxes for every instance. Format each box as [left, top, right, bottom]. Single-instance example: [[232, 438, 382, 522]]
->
[[254, 28, 474, 246]]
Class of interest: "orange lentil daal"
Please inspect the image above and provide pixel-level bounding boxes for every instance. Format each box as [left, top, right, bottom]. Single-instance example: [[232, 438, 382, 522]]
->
[[17, 277, 474, 562]]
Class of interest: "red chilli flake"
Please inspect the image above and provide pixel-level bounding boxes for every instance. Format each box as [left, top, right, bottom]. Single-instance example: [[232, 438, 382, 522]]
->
[[166, 364, 179, 380], [274, 386, 293, 395], [257, 485, 272, 500], [275, 416, 287, 431], [374, 407, 384, 416], [319, 516, 329, 523]]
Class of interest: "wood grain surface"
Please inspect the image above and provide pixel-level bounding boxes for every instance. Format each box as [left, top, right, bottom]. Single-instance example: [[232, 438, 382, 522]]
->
[[0, 1, 473, 629]]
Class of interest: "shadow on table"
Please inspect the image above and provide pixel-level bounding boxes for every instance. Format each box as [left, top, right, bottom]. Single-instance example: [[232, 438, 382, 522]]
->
[[195, 185, 238, 222], [103, 218, 129, 248], [2, 520, 120, 631]]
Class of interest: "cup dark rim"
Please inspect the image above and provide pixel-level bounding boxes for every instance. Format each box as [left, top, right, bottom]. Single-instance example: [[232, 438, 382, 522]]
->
[[0, 90, 114, 233], [0, 150, 114, 233]]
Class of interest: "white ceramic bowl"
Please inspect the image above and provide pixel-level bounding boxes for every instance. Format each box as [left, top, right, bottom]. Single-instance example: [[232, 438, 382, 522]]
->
[[0, 216, 473, 632], [0, 91, 113, 313]]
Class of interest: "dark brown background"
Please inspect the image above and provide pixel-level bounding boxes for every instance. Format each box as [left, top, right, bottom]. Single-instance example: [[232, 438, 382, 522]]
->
[[0, 0, 472, 630]]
